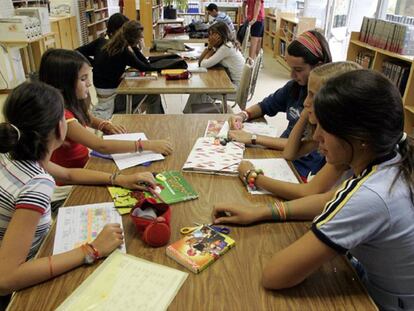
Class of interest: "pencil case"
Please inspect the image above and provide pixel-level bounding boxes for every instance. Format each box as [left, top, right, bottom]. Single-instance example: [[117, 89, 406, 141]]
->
[[130, 198, 171, 247], [165, 70, 191, 80]]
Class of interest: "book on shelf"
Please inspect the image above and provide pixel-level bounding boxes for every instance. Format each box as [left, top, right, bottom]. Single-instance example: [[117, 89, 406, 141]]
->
[[124, 71, 158, 80], [381, 60, 410, 95], [355, 51, 374, 69], [108, 171, 199, 214], [166, 224, 235, 274], [359, 16, 414, 55]]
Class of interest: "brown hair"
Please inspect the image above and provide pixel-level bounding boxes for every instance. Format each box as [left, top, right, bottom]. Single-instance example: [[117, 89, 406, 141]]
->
[[103, 20, 144, 57]]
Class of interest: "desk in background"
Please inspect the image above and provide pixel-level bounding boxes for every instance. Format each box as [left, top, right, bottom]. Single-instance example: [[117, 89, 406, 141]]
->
[[8, 115, 377, 311], [117, 67, 236, 114], [162, 33, 208, 44]]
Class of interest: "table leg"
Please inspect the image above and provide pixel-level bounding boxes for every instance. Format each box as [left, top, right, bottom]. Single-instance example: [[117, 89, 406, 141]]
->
[[126, 94, 133, 114], [222, 94, 228, 113]]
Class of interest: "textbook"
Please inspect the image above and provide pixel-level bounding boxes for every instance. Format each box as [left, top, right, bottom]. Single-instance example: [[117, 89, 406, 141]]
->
[[182, 137, 245, 175], [166, 225, 235, 273], [124, 71, 158, 80], [108, 171, 198, 214], [56, 251, 188, 311]]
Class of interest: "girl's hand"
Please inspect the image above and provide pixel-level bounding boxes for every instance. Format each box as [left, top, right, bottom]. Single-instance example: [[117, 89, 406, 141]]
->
[[91, 223, 124, 257], [208, 33, 221, 47], [102, 123, 127, 135], [228, 115, 244, 130], [238, 160, 255, 182], [115, 172, 156, 190], [228, 130, 252, 144], [212, 203, 268, 225], [249, 18, 257, 26], [142, 140, 173, 155]]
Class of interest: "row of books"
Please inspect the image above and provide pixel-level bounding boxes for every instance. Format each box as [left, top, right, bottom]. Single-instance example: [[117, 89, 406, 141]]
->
[[333, 14, 347, 28], [381, 60, 410, 95], [279, 40, 286, 57], [359, 17, 414, 55], [355, 51, 374, 69], [386, 13, 414, 26]]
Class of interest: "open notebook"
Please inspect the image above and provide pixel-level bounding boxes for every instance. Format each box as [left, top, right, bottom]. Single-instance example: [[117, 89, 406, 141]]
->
[[56, 251, 188, 311], [182, 137, 245, 175]]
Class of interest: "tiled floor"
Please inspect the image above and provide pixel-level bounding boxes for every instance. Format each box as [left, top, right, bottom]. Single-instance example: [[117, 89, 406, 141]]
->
[[0, 49, 290, 130]]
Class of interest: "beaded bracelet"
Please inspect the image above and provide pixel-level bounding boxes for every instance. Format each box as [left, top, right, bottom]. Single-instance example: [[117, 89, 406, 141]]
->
[[243, 168, 264, 190]]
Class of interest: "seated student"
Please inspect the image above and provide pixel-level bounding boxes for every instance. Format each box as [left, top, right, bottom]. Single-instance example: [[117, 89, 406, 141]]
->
[[78, 19, 163, 119], [214, 70, 414, 310], [0, 81, 157, 297], [234, 62, 361, 201], [228, 30, 331, 180], [38, 48, 172, 169], [206, 3, 235, 33], [183, 22, 245, 113]]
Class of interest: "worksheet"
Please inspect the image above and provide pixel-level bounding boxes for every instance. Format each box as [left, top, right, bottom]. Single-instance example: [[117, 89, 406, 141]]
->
[[103, 133, 164, 170], [57, 251, 188, 311], [53, 202, 126, 254], [246, 158, 299, 194]]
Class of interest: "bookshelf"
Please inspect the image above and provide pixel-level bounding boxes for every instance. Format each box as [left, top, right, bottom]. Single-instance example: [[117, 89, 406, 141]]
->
[[347, 31, 414, 134], [124, 0, 163, 47], [11, 0, 49, 8], [84, 0, 109, 42], [263, 13, 315, 71]]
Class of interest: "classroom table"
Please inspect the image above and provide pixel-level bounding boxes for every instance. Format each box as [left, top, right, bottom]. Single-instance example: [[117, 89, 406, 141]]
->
[[117, 68, 236, 114], [162, 33, 209, 43], [7, 115, 378, 311]]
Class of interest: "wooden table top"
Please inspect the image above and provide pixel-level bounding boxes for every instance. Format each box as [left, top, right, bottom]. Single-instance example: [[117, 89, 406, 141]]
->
[[8, 115, 377, 311], [117, 68, 236, 95]]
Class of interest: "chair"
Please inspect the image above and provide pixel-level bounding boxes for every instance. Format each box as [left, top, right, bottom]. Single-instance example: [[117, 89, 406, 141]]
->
[[240, 24, 251, 59], [247, 48, 263, 102]]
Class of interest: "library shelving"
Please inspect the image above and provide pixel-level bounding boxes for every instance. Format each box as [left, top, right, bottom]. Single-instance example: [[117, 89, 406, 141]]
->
[[124, 0, 164, 47], [84, 0, 109, 42], [275, 16, 316, 70], [263, 13, 315, 71], [347, 31, 414, 134]]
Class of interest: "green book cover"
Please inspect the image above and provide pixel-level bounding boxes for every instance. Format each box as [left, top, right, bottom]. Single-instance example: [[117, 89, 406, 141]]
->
[[108, 171, 198, 212]]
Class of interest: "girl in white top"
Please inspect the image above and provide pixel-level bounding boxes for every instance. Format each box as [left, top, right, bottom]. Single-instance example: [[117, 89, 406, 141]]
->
[[183, 22, 245, 113]]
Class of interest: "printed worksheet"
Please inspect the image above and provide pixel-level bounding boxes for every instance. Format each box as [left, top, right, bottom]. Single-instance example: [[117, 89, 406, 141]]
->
[[53, 202, 126, 254], [215, 121, 279, 139], [246, 158, 299, 194], [103, 133, 164, 170], [57, 251, 188, 311]]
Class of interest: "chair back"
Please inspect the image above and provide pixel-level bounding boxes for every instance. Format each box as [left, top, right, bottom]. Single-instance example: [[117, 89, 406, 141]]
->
[[233, 57, 254, 110], [241, 24, 251, 58], [248, 48, 263, 101]]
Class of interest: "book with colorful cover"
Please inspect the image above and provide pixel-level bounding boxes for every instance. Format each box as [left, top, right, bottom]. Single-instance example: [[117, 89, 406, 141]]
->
[[166, 225, 235, 274], [182, 137, 245, 175], [124, 71, 158, 80], [107, 171, 198, 214]]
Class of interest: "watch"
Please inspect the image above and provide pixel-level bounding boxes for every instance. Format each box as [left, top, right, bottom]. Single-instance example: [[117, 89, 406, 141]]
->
[[251, 134, 257, 145]]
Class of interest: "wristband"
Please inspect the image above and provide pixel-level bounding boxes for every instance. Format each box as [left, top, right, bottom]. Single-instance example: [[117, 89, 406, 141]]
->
[[81, 244, 98, 265], [86, 243, 100, 259], [267, 203, 279, 221], [274, 201, 287, 221], [110, 172, 120, 185], [240, 110, 249, 122]]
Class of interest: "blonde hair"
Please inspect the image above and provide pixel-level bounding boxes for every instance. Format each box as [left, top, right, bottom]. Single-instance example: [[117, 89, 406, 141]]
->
[[103, 20, 143, 57], [310, 61, 362, 84]]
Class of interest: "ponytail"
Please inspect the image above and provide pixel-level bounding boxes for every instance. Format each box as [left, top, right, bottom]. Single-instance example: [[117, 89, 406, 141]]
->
[[394, 135, 414, 202], [103, 20, 143, 57], [0, 81, 64, 161]]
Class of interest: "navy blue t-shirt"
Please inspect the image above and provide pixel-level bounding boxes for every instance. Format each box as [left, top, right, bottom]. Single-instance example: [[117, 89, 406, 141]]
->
[[258, 80, 325, 178]]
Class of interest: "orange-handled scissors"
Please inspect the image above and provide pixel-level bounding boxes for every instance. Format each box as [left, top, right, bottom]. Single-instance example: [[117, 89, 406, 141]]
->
[[180, 223, 202, 235]]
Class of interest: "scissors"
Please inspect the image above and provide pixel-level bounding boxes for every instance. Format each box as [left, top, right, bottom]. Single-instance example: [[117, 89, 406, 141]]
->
[[180, 223, 230, 235]]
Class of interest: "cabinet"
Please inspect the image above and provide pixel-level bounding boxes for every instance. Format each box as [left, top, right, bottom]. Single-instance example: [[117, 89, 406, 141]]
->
[[50, 16, 79, 49], [347, 31, 414, 134], [263, 13, 315, 71], [84, 0, 109, 42]]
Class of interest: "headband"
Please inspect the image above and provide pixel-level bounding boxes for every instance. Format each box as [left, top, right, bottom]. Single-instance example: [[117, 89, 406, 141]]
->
[[9, 123, 21, 141], [295, 31, 324, 59]]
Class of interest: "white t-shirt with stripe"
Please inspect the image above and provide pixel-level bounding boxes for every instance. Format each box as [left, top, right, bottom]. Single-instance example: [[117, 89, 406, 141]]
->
[[0, 154, 54, 259]]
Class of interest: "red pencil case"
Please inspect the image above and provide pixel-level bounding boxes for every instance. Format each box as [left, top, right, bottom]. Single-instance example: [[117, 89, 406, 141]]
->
[[130, 197, 171, 247], [165, 71, 191, 80]]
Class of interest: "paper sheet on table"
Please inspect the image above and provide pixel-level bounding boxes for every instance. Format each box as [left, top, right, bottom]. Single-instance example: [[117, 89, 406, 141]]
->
[[103, 133, 164, 170], [187, 62, 208, 73], [56, 251, 188, 311], [246, 158, 299, 194], [53, 202, 126, 254], [217, 121, 278, 138]]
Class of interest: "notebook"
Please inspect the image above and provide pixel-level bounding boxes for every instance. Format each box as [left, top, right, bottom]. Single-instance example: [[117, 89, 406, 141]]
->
[[246, 158, 300, 194], [124, 71, 158, 80], [108, 171, 198, 214], [182, 137, 245, 175], [166, 225, 235, 274], [56, 251, 188, 311], [205, 120, 279, 139]]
